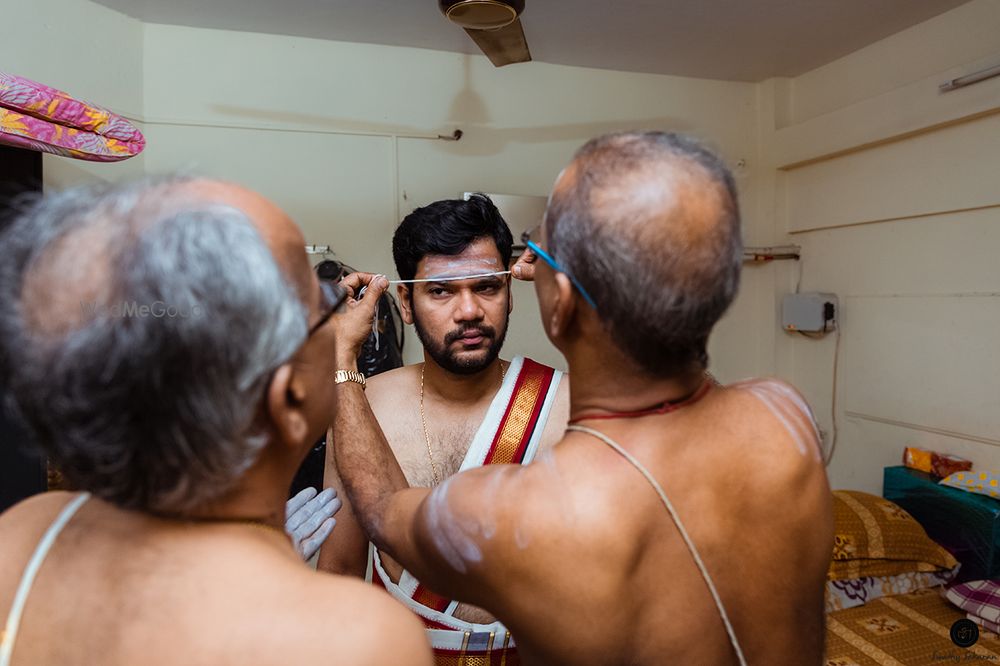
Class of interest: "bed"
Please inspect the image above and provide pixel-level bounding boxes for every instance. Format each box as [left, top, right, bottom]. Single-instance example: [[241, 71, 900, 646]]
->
[[824, 488, 1000, 665], [826, 588, 1000, 664]]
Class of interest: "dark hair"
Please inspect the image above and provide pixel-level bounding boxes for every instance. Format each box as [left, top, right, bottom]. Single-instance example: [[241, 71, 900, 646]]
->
[[547, 131, 742, 376], [0, 177, 307, 513], [392, 194, 513, 281]]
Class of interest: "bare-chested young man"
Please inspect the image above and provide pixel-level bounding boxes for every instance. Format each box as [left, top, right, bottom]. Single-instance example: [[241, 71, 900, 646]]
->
[[319, 194, 569, 663], [0, 177, 430, 666], [329, 132, 834, 665]]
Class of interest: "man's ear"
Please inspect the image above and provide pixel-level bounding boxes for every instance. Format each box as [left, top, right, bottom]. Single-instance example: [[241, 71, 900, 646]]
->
[[266, 363, 310, 449], [547, 273, 577, 339], [397, 285, 414, 325]]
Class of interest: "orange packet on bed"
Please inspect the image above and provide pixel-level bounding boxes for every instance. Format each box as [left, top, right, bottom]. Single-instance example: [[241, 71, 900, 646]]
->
[[903, 447, 933, 473]]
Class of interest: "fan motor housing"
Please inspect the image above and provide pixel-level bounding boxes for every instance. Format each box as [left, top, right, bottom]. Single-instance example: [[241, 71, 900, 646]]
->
[[439, 0, 525, 30]]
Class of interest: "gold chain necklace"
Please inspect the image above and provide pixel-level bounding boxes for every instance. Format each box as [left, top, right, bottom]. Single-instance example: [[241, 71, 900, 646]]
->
[[420, 361, 506, 486]]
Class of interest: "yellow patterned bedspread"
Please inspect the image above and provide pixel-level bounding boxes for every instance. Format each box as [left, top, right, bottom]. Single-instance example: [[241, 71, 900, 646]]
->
[[826, 588, 1000, 665]]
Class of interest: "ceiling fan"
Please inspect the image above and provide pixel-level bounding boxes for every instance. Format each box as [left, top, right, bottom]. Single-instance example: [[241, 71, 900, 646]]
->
[[439, 0, 532, 67]]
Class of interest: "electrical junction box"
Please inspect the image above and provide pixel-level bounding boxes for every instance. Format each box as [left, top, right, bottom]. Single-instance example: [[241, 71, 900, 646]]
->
[[782, 293, 838, 333]]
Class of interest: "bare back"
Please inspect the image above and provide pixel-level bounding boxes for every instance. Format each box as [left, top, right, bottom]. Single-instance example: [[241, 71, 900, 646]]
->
[[0, 492, 430, 666], [407, 379, 833, 665]]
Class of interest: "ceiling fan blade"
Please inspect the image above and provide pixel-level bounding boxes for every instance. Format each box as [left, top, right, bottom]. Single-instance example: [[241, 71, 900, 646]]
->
[[464, 18, 531, 67]]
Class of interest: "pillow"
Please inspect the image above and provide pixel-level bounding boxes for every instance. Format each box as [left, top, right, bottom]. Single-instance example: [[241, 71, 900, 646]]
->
[[828, 490, 958, 580], [941, 470, 1000, 500], [945, 580, 1000, 626], [825, 568, 957, 612], [0, 71, 144, 162], [969, 613, 1000, 636]]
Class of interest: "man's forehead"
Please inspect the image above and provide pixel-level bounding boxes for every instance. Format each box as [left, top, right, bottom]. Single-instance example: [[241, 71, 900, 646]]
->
[[415, 238, 504, 280]]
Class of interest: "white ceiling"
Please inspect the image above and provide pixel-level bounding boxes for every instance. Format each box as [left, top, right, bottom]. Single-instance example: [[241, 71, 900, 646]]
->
[[89, 0, 971, 81]]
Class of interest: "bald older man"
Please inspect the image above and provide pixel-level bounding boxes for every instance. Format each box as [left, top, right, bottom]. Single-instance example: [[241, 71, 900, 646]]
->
[[0, 177, 430, 666], [330, 132, 833, 665]]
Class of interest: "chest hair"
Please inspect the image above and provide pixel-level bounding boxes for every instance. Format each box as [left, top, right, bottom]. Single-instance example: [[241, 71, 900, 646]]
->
[[398, 420, 481, 488]]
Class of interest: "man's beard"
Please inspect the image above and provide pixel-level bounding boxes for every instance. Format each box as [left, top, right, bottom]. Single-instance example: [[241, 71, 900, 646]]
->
[[412, 309, 509, 376]]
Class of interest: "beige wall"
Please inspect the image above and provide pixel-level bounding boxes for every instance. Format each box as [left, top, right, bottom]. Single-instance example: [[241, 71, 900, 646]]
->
[[1, 0, 146, 185], [762, 0, 1000, 494], [138, 24, 763, 370]]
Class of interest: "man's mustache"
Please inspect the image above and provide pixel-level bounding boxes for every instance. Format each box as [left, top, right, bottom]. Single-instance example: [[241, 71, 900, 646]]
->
[[444, 325, 496, 345]]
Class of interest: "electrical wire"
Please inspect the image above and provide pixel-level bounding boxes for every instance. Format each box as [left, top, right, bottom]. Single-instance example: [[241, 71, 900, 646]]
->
[[826, 324, 841, 467], [788, 248, 838, 464], [796, 323, 841, 466]]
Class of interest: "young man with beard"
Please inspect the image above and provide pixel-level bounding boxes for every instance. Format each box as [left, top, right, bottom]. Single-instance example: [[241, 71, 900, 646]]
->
[[318, 194, 569, 663]]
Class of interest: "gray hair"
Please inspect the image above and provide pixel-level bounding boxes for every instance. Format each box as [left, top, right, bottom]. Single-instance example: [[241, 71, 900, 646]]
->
[[547, 131, 742, 376], [0, 176, 308, 513]]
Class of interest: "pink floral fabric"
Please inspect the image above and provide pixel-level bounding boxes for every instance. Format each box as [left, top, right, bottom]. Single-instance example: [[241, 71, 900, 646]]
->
[[0, 71, 144, 162]]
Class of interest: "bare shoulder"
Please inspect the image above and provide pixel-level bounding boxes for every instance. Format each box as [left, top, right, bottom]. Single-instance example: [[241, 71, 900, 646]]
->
[[366, 365, 420, 427], [721, 377, 824, 464], [366, 364, 417, 402], [205, 569, 430, 665], [716, 378, 832, 532], [0, 490, 77, 520], [0, 491, 80, 545], [262, 573, 432, 665]]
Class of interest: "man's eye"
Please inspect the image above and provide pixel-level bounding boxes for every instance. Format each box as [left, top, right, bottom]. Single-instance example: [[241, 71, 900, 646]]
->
[[476, 284, 500, 294], [428, 287, 448, 296]]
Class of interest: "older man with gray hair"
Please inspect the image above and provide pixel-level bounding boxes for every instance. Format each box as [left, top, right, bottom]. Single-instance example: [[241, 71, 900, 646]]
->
[[0, 177, 431, 666]]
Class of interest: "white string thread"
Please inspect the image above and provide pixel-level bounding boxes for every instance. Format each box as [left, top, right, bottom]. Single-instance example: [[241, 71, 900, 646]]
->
[[389, 271, 511, 284], [1, 493, 91, 666]]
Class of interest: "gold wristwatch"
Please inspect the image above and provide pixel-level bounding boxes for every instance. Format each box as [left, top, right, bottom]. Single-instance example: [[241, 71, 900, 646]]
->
[[333, 369, 366, 390]]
